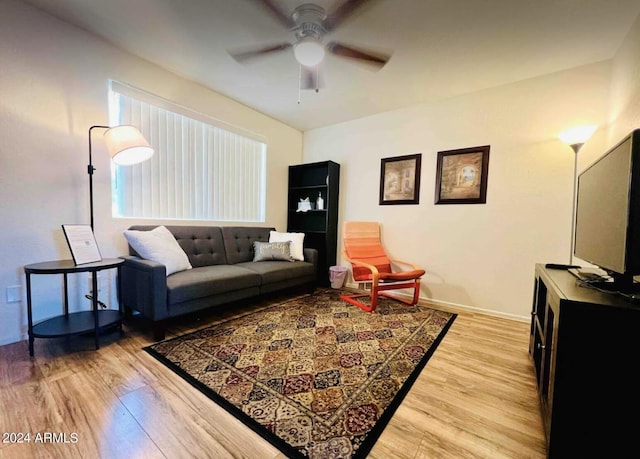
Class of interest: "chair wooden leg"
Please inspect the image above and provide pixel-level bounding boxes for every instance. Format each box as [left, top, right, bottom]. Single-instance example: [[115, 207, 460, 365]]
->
[[341, 279, 422, 312], [340, 292, 377, 312], [370, 287, 380, 311], [412, 280, 421, 305]]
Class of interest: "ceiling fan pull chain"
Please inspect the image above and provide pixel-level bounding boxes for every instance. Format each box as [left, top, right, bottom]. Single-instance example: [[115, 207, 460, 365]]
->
[[298, 64, 302, 105]]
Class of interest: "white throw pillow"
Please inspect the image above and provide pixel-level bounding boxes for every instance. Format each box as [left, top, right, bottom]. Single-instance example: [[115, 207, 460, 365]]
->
[[269, 231, 305, 261], [123, 226, 192, 276]]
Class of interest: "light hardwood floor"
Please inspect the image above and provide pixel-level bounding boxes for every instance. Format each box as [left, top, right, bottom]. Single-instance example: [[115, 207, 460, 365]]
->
[[0, 291, 547, 458]]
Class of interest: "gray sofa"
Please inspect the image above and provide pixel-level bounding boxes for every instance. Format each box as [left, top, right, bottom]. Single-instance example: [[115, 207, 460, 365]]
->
[[120, 225, 317, 340]]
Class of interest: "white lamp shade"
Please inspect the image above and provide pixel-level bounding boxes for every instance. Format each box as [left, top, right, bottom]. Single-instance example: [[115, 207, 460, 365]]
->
[[294, 38, 325, 67], [103, 125, 154, 165], [558, 125, 597, 146]]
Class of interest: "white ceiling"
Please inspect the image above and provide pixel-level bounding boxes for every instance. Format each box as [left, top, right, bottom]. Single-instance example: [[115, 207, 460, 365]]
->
[[22, 0, 640, 131]]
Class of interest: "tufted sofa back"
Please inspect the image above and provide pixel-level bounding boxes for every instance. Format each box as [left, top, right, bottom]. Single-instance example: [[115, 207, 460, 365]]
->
[[126, 225, 276, 267], [127, 225, 227, 268], [221, 226, 274, 264]]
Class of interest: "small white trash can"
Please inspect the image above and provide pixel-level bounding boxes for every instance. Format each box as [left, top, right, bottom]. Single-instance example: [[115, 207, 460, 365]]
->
[[329, 266, 348, 289]]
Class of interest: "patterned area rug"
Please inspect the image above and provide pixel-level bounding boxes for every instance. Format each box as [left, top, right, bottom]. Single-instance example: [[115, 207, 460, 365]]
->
[[144, 289, 456, 458]]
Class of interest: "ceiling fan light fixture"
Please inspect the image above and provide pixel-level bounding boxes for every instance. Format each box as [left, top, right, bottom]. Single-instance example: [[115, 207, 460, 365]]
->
[[294, 38, 325, 67]]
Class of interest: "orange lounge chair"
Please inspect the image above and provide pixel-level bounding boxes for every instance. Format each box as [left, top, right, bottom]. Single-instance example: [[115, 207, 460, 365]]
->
[[340, 221, 425, 312]]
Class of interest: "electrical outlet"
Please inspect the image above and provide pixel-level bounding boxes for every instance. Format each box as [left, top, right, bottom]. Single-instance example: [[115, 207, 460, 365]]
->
[[6, 285, 21, 303]]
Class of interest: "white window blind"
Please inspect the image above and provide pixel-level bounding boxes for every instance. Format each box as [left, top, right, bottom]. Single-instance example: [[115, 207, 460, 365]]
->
[[109, 82, 266, 222]]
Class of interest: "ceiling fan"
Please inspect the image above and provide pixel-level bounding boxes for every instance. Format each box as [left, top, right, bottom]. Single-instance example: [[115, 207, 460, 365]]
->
[[229, 0, 392, 91]]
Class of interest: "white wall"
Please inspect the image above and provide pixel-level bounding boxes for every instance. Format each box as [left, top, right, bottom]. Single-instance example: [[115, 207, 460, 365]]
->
[[0, 0, 302, 345], [566, 14, 640, 277], [2, 1, 639, 345], [573, 14, 640, 173], [608, 13, 640, 139], [304, 62, 613, 320], [305, 12, 640, 320]]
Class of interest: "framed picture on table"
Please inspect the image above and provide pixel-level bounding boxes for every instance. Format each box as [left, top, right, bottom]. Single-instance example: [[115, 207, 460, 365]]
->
[[62, 224, 102, 265]]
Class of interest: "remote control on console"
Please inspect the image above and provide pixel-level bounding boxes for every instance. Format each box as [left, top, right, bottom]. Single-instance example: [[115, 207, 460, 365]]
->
[[545, 263, 581, 270]]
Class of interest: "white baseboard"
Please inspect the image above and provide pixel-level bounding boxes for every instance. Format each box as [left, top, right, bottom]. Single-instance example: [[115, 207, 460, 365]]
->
[[342, 281, 529, 323]]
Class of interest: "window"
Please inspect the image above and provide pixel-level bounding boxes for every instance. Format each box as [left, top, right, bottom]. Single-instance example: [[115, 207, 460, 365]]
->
[[109, 81, 267, 222]]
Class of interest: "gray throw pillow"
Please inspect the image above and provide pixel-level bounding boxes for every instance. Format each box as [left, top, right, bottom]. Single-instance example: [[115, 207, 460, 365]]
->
[[253, 241, 294, 262]]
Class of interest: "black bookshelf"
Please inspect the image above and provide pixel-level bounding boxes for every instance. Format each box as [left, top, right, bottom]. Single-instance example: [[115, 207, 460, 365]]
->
[[287, 161, 340, 286]]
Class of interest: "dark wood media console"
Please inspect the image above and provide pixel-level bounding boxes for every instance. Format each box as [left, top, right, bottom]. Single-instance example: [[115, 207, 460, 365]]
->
[[530, 264, 640, 457]]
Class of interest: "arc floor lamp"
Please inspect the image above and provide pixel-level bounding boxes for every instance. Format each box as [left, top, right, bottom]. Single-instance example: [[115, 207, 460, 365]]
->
[[77, 125, 153, 313], [558, 125, 597, 264], [87, 125, 154, 231]]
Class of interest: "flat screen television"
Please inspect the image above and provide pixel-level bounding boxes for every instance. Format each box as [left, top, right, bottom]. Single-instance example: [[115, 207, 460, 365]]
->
[[574, 128, 640, 292]]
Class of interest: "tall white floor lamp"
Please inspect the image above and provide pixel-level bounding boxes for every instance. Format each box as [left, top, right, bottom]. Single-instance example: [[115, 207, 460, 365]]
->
[[558, 125, 597, 264]]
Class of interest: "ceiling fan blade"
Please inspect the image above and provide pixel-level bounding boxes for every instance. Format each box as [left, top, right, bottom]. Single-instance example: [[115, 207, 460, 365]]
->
[[252, 0, 296, 29], [323, 0, 375, 32], [300, 66, 323, 92], [326, 41, 391, 69], [229, 42, 292, 63]]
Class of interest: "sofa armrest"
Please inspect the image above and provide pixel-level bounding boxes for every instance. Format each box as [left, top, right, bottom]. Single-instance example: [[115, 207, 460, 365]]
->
[[119, 255, 169, 321], [303, 248, 318, 273]]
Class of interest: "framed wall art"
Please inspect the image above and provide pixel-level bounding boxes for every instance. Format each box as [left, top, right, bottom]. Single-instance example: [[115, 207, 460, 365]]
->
[[435, 145, 490, 204], [379, 153, 422, 205]]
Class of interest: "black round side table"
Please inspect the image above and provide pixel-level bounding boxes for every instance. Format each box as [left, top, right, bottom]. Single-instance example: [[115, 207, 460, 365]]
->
[[24, 258, 125, 357]]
